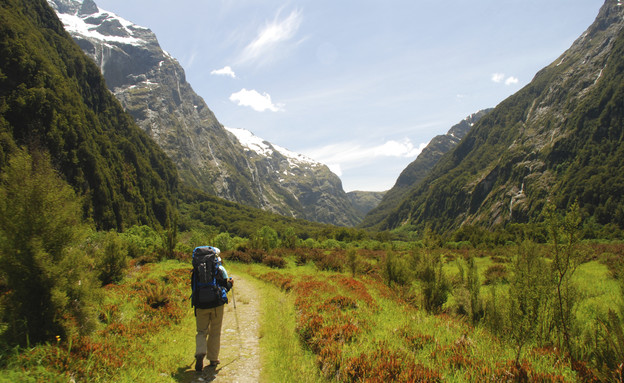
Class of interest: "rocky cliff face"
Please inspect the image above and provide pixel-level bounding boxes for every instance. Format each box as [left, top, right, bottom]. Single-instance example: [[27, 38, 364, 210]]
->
[[379, 0, 624, 232], [224, 128, 363, 226], [47, 0, 364, 226], [360, 110, 491, 229]]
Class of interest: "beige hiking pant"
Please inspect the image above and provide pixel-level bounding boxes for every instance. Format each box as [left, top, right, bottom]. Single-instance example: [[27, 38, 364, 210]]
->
[[195, 305, 225, 361]]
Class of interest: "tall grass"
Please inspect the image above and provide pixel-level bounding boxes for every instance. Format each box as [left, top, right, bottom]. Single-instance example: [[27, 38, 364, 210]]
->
[[251, 271, 324, 382]]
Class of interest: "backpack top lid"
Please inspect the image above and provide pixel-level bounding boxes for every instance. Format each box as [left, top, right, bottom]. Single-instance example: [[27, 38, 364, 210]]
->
[[193, 246, 216, 258]]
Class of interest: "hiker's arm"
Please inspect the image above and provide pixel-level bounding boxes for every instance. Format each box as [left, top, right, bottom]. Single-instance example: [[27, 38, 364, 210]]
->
[[217, 266, 233, 291]]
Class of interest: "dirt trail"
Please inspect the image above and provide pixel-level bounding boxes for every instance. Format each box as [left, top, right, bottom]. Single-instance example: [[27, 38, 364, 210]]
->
[[188, 273, 262, 382]]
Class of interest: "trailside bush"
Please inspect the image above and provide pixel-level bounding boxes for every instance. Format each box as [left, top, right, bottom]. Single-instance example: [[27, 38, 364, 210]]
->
[[119, 225, 161, 259], [0, 150, 98, 346], [263, 255, 287, 269], [95, 231, 128, 286], [222, 250, 252, 264]]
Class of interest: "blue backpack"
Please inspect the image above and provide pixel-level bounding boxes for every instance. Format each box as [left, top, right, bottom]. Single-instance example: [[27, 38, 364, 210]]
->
[[191, 246, 228, 310]]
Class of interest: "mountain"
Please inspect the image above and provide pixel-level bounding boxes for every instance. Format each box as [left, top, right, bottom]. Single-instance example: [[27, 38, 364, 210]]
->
[[0, 0, 178, 230], [347, 190, 386, 217], [360, 110, 491, 229], [378, 0, 624, 233], [224, 127, 362, 226], [47, 0, 365, 226]]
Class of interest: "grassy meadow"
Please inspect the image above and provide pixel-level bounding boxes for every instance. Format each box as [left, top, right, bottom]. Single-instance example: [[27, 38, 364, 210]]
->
[[1, 226, 623, 382]]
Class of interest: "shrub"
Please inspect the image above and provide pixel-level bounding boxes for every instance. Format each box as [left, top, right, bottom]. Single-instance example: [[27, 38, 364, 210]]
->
[[223, 250, 252, 264], [314, 252, 344, 272], [119, 225, 161, 259], [293, 248, 314, 266], [95, 231, 128, 286], [263, 255, 287, 269], [347, 248, 359, 277], [417, 253, 451, 313], [483, 285, 507, 337], [382, 252, 412, 287], [248, 248, 268, 263], [301, 238, 319, 249], [321, 238, 343, 250], [484, 264, 508, 285], [141, 280, 171, 309]]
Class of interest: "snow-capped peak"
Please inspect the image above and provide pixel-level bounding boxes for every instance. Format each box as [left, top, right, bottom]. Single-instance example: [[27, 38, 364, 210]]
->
[[225, 127, 321, 168], [48, 0, 148, 47]]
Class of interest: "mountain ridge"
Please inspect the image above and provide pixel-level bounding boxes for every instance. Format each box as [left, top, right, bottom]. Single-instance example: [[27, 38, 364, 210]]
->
[[360, 110, 491, 229], [48, 0, 368, 226], [378, 0, 624, 233]]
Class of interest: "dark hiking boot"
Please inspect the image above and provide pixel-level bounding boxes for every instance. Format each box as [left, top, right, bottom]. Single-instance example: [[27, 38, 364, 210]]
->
[[195, 354, 204, 372], [209, 360, 220, 367]]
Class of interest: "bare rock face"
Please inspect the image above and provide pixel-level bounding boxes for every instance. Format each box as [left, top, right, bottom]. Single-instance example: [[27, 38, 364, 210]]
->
[[48, 0, 365, 226]]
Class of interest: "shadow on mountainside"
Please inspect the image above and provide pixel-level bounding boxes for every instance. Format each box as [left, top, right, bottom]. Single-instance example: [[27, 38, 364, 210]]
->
[[173, 274, 262, 383]]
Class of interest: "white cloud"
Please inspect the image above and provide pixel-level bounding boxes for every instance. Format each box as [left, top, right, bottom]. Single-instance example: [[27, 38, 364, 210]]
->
[[229, 88, 284, 112], [491, 73, 505, 83], [374, 139, 425, 158], [211, 66, 236, 78], [492, 73, 519, 86], [304, 138, 428, 170], [505, 76, 519, 85], [239, 9, 302, 64]]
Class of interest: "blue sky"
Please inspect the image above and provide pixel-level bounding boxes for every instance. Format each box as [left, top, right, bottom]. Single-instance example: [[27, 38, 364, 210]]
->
[[96, 0, 604, 192]]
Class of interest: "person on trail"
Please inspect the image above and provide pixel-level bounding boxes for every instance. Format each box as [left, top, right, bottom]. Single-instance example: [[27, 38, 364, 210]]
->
[[191, 246, 233, 372]]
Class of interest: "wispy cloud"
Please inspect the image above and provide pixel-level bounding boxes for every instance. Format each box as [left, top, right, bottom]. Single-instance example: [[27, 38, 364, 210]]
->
[[492, 72, 519, 86], [238, 9, 302, 65], [229, 88, 284, 112], [304, 138, 428, 171], [211, 66, 236, 78]]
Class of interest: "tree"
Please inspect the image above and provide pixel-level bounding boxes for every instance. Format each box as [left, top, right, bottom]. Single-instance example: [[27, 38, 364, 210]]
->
[[160, 214, 178, 259], [282, 226, 298, 249], [508, 241, 552, 368], [252, 226, 279, 251], [95, 231, 128, 286], [545, 202, 583, 361], [0, 149, 97, 346], [417, 252, 450, 313], [213, 232, 233, 252]]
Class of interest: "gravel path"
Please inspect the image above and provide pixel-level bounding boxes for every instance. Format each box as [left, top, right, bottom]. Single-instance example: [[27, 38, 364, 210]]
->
[[188, 273, 262, 383]]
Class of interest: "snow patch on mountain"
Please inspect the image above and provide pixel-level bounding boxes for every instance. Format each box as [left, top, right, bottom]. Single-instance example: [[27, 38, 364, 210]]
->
[[48, 0, 147, 47], [225, 127, 321, 168]]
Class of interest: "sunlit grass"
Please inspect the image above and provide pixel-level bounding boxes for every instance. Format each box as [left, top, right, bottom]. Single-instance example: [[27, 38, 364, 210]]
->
[[1, 247, 620, 382]]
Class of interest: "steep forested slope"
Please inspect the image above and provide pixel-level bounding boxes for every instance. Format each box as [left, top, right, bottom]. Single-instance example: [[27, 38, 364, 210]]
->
[[380, 0, 624, 232], [361, 110, 490, 229], [0, 0, 178, 230]]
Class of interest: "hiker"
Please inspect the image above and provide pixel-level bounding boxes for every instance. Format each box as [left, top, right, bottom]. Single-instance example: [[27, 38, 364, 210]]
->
[[190, 246, 233, 372]]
